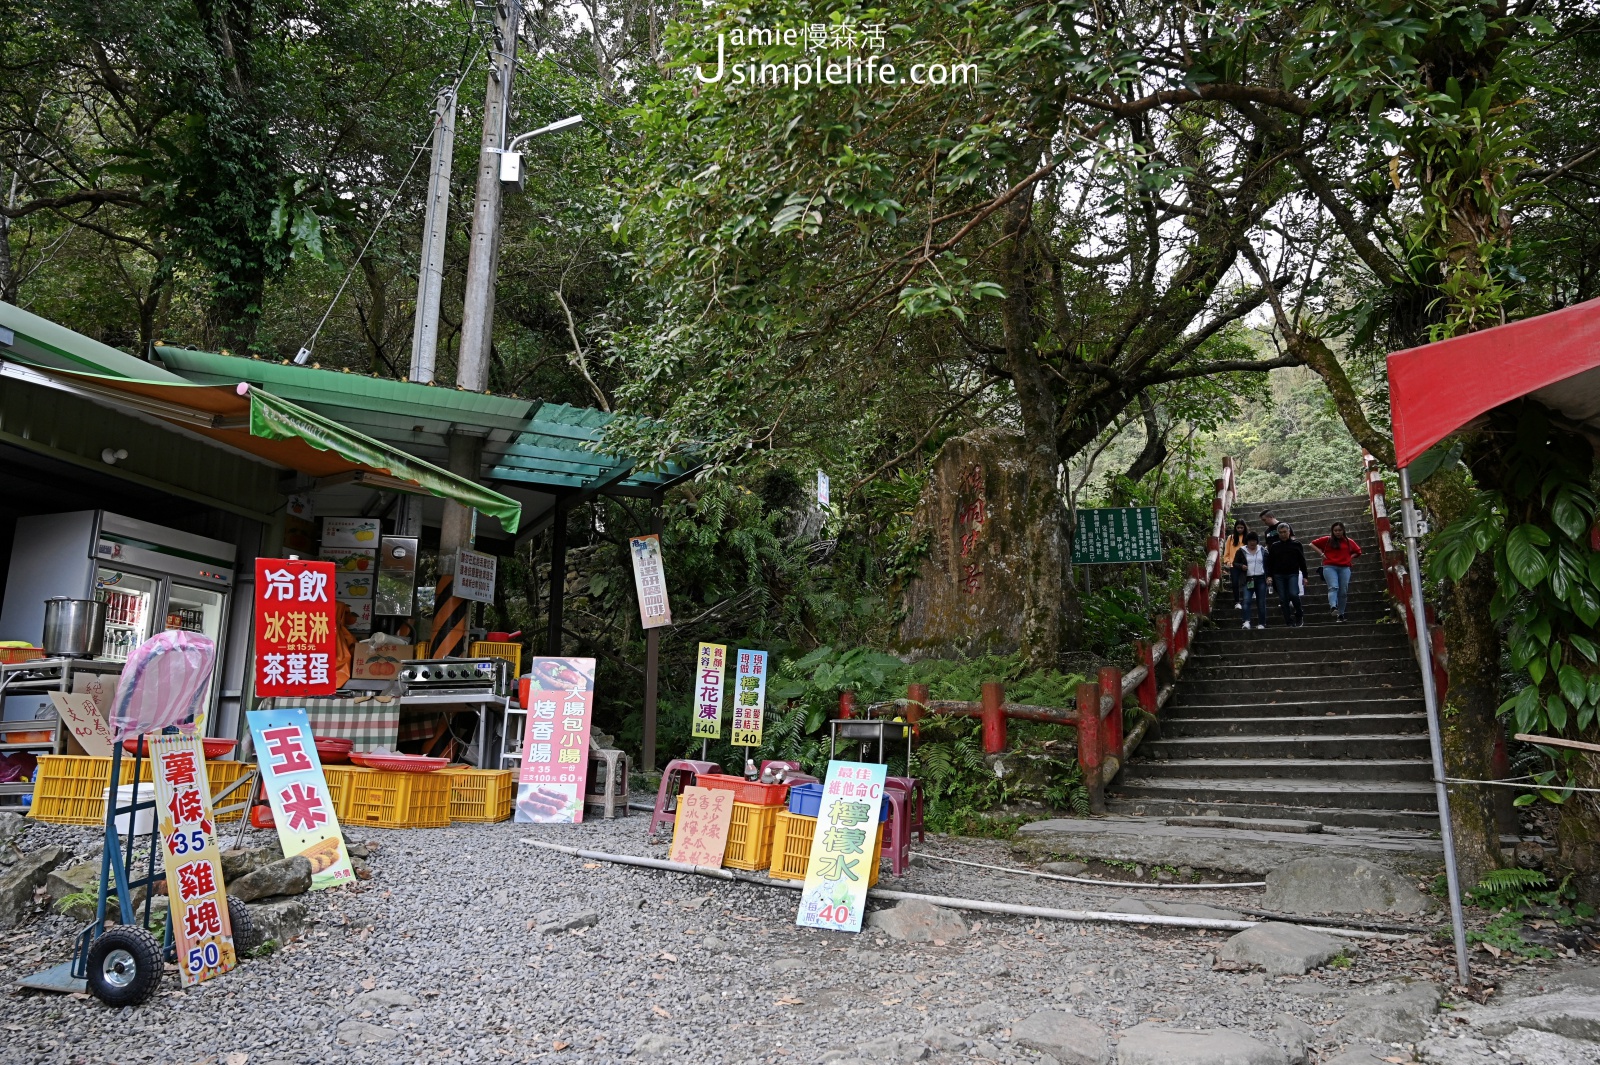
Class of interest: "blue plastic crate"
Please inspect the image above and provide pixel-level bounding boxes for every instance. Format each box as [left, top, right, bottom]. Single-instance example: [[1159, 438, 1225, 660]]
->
[[787, 781, 889, 820]]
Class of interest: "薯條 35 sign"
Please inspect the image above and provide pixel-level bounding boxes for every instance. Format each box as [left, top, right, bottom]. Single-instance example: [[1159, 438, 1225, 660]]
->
[[254, 559, 338, 697]]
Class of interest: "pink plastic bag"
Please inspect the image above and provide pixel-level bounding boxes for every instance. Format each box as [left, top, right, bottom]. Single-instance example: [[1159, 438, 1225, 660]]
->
[[108, 630, 216, 738]]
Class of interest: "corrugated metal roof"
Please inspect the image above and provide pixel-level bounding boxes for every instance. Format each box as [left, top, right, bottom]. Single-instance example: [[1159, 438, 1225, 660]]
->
[[0, 302, 186, 383]]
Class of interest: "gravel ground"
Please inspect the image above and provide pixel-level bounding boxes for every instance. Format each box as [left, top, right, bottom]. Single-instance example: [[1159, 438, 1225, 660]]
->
[[0, 815, 1587, 1065]]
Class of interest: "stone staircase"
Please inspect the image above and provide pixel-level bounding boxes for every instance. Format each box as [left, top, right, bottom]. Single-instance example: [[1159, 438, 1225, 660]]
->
[[1108, 494, 1437, 831]]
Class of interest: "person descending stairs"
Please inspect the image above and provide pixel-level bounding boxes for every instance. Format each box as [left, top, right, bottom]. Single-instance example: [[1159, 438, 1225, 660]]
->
[[1107, 494, 1436, 831]]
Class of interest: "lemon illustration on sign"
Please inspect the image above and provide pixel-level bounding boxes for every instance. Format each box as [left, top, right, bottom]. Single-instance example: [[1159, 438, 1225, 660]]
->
[[355, 529, 376, 542]]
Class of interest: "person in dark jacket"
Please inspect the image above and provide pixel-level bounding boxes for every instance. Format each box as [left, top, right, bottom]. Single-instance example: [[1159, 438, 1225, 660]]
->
[[1310, 521, 1363, 622], [1266, 523, 1307, 627]]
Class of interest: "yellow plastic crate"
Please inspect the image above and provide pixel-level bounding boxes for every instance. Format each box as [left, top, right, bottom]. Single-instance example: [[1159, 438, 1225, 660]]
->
[[136, 758, 252, 822], [345, 768, 451, 829], [470, 640, 521, 678], [769, 810, 883, 886], [28, 755, 139, 826], [673, 799, 780, 871], [322, 765, 375, 821], [448, 767, 514, 822]]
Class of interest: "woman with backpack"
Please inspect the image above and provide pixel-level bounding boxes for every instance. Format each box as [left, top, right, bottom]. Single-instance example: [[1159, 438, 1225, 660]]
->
[[1266, 523, 1308, 627], [1311, 521, 1363, 622], [1232, 531, 1269, 629], [1223, 519, 1250, 613]]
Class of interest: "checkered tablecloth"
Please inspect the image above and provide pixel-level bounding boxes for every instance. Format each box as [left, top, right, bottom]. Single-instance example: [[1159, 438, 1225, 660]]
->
[[259, 697, 401, 752]]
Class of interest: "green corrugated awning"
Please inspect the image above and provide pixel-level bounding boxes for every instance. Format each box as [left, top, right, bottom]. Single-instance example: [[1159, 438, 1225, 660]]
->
[[489, 402, 689, 495], [0, 301, 186, 382]]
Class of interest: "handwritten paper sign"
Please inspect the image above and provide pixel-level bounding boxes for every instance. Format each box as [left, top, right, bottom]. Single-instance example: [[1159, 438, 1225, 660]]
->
[[455, 549, 497, 604], [48, 691, 113, 757], [149, 733, 237, 985], [731, 649, 768, 747], [246, 707, 354, 890], [796, 760, 887, 933], [692, 643, 726, 740], [668, 786, 734, 867]]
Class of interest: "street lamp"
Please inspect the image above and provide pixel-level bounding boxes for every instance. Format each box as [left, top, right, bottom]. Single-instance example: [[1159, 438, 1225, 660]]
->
[[498, 114, 583, 189]]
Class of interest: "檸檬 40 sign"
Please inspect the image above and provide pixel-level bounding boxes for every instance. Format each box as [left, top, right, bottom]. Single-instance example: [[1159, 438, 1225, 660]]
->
[[254, 558, 338, 698]]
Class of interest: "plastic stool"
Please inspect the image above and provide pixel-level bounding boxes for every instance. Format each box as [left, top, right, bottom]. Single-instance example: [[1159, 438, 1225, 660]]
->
[[649, 759, 721, 835], [886, 775, 925, 842], [585, 748, 630, 820], [880, 786, 911, 876]]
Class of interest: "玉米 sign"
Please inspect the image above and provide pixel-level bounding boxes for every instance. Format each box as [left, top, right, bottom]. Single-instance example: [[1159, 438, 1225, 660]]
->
[[149, 733, 237, 985], [1071, 506, 1162, 565], [668, 785, 734, 867], [516, 657, 597, 823], [692, 642, 726, 740], [254, 559, 338, 698], [731, 649, 768, 747], [628, 534, 673, 629], [246, 707, 354, 890], [796, 760, 886, 933], [455, 549, 497, 604]]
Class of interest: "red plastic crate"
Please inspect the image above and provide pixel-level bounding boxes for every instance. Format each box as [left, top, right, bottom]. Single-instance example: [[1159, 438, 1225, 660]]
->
[[693, 772, 789, 807]]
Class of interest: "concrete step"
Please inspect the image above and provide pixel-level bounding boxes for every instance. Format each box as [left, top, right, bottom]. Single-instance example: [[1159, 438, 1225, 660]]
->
[[1122, 756, 1432, 782], [1198, 624, 1406, 648], [1187, 648, 1414, 668], [1161, 713, 1427, 738], [1176, 682, 1421, 706], [1178, 673, 1420, 695], [1168, 696, 1424, 719], [1111, 774, 1437, 812], [1143, 732, 1433, 760], [1185, 656, 1418, 678], [1103, 796, 1438, 832]]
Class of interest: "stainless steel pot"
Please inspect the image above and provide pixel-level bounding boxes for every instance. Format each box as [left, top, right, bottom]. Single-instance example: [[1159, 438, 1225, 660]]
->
[[42, 597, 107, 658]]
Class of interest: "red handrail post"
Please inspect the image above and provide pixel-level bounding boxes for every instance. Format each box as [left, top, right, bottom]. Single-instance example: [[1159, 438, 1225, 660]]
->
[[980, 681, 1006, 754], [1135, 639, 1158, 715], [905, 683, 928, 725], [1077, 681, 1106, 814], [1098, 665, 1123, 765], [839, 690, 856, 720]]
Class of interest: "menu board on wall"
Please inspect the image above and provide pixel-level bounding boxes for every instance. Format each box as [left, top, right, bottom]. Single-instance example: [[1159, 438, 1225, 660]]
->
[[319, 546, 376, 635]]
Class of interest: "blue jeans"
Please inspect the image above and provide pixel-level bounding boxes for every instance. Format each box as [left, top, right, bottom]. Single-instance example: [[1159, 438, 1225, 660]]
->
[[1276, 573, 1304, 626], [1323, 565, 1352, 616], [1241, 574, 1268, 626]]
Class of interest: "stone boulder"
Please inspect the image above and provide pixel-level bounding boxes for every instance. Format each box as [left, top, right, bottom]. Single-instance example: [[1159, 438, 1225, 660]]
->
[[0, 845, 66, 928], [1217, 923, 1344, 975], [1116, 1023, 1287, 1065], [219, 845, 282, 882], [1468, 991, 1600, 1042], [1333, 982, 1440, 1042], [246, 897, 309, 944], [1012, 1011, 1110, 1065], [43, 860, 146, 923], [1265, 857, 1435, 916], [863, 899, 967, 943], [229, 856, 311, 902]]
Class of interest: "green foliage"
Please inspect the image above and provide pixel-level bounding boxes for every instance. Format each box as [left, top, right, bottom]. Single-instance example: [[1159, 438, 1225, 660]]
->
[[1466, 868, 1596, 954], [52, 889, 96, 916], [1468, 912, 1557, 960], [1467, 867, 1556, 909]]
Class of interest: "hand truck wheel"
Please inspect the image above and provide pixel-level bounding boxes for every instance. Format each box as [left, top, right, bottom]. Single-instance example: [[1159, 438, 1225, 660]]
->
[[227, 894, 261, 955], [85, 925, 163, 1007]]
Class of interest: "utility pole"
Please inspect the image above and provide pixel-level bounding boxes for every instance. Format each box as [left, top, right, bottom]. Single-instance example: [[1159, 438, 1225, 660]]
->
[[409, 85, 458, 386], [431, 0, 521, 660]]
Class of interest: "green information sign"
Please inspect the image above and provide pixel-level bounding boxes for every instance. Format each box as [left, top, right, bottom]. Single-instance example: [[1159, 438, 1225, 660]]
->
[[1072, 506, 1162, 564]]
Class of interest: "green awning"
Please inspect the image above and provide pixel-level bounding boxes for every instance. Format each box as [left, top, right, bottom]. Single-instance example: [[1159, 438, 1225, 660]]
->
[[246, 388, 522, 532]]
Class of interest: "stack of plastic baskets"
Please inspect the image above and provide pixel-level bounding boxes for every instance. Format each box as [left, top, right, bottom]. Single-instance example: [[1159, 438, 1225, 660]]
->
[[682, 773, 791, 870], [769, 782, 885, 883], [448, 767, 514, 822]]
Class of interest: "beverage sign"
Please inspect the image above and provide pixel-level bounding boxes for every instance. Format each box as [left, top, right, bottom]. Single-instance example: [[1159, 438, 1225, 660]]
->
[[732, 649, 768, 747], [254, 559, 338, 697], [1071, 506, 1163, 565], [516, 657, 597, 823], [628, 534, 673, 629], [245, 707, 354, 890], [796, 760, 887, 933], [320, 517, 381, 548], [668, 785, 734, 867], [149, 733, 237, 985], [456, 549, 497, 604], [692, 642, 726, 740]]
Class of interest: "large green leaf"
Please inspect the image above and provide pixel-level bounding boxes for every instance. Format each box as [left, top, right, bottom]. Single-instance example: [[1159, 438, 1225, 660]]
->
[[1505, 524, 1552, 588]]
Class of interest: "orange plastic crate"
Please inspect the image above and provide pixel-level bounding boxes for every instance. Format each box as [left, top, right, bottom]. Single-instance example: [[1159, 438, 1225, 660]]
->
[[448, 767, 513, 822], [694, 773, 789, 807], [28, 755, 139, 826], [345, 768, 450, 828], [769, 810, 882, 885]]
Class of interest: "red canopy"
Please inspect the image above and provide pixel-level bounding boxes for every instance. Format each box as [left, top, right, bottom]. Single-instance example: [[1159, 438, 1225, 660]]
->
[[1388, 297, 1600, 467]]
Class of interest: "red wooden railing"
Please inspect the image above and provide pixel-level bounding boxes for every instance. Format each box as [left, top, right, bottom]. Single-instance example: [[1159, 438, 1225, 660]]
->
[[1362, 452, 1449, 698], [862, 456, 1238, 813]]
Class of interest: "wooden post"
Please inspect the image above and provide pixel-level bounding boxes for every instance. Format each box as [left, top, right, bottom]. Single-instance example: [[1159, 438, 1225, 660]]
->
[[980, 681, 1006, 754], [839, 690, 856, 720], [1077, 681, 1105, 814], [905, 683, 928, 737], [1135, 639, 1158, 715], [1098, 666, 1123, 765]]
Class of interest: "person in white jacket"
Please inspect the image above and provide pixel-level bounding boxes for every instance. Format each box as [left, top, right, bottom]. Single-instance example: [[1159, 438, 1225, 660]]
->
[[1232, 532, 1270, 629]]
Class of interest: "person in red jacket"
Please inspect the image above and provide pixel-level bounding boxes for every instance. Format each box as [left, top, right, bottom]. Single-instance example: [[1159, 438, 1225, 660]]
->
[[1310, 521, 1363, 622]]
